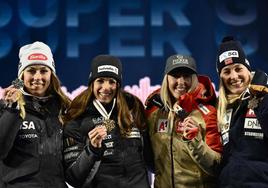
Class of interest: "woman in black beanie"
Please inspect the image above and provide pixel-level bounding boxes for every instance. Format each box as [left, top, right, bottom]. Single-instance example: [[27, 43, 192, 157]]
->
[[63, 55, 152, 188], [216, 36, 268, 187]]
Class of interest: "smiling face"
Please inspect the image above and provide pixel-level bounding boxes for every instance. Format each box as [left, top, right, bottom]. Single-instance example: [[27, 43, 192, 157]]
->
[[167, 72, 193, 100], [22, 65, 52, 97], [220, 63, 251, 95], [93, 77, 118, 104]]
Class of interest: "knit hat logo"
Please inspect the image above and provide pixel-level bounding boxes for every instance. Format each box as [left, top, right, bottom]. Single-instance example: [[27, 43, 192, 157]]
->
[[219, 50, 239, 63], [28, 53, 48, 61], [88, 54, 122, 85], [18, 41, 55, 77], [98, 65, 118, 75], [216, 36, 251, 74]]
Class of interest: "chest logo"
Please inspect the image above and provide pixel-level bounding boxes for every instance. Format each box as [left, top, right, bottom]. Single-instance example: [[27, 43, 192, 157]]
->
[[157, 119, 169, 133], [20, 121, 36, 130]]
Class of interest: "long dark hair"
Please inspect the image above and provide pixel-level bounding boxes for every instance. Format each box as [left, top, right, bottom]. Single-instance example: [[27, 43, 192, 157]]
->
[[63, 83, 146, 135]]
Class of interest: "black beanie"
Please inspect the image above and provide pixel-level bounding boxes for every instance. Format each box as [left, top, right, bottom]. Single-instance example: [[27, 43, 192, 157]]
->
[[216, 36, 251, 74], [88, 55, 122, 85]]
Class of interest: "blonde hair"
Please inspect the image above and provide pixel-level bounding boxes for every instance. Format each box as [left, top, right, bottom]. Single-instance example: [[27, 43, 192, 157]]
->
[[217, 70, 252, 130], [217, 80, 228, 128], [160, 73, 198, 111], [63, 82, 146, 135], [17, 72, 71, 122]]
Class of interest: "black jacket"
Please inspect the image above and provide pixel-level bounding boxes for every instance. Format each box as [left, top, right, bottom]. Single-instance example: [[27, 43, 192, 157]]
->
[[219, 91, 268, 187], [63, 93, 151, 188], [0, 95, 67, 188]]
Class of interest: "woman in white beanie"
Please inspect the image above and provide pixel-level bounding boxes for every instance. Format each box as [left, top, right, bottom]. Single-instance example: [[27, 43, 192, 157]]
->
[[0, 41, 70, 188], [62, 55, 152, 188]]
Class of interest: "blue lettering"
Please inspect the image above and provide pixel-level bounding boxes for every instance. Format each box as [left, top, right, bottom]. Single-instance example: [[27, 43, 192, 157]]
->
[[216, 1, 256, 26], [67, 0, 101, 27], [109, 28, 144, 57], [151, 0, 190, 26], [152, 27, 190, 56], [18, 0, 58, 27], [109, 0, 144, 26]]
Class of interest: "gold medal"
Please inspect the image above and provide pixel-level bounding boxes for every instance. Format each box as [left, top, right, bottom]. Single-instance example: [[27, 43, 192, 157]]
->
[[103, 119, 116, 132]]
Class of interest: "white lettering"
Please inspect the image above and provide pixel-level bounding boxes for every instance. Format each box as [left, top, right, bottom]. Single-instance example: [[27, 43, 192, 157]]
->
[[20, 121, 36, 130]]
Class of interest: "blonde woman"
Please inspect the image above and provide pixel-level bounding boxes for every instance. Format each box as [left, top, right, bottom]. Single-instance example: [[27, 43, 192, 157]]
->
[[216, 36, 268, 187], [63, 55, 151, 188], [145, 54, 222, 188], [0, 41, 70, 188]]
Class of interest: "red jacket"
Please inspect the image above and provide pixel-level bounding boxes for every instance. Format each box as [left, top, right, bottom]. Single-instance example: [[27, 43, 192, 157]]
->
[[145, 75, 222, 188]]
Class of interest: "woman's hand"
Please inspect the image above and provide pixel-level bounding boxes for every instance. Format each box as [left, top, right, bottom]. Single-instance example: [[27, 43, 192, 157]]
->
[[4, 85, 21, 104], [182, 117, 199, 140], [88, 126, 107, 148]]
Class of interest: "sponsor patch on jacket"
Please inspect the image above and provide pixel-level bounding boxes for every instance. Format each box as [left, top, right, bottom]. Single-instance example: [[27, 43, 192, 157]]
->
[[244, 118, 261, 130], [64, 151, 80, 161], [103, 134, 112, 140], [18, 134, 38, 139], [221, 109, 233, 145], [245, 109, 256, 118], [18, 120, 38, 139], [157, 119, 169, 133], [244, 131, 263, 139], [20, 121, 36, 130], [197, 104, 210, 115], [244, 109, 263, 139], [104, 141, 114, 148], [103, 149, 114, 156], [92, 116, 104, 124]]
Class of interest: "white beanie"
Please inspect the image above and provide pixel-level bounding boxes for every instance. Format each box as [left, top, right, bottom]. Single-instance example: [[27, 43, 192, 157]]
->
[[18, 41, 55, 77]]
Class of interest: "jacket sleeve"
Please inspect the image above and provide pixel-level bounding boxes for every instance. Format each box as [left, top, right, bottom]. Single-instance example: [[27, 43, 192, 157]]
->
[[0, 100, 20, 159], [185, 105, 222, 176], [142, 128, 155, 172], [63, 120, 103, 187], [254, 94, 268, 137]]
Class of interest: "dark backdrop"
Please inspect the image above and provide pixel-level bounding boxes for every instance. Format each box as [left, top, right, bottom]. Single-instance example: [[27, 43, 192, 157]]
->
[[0, 0, 267, 92]]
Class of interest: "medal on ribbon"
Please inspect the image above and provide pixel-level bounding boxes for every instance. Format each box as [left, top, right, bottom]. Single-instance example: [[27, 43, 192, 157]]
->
[[93, 99, 116, 133], [102, 119, 116, 133], [248, 96, 259, 109], [12, 78, 24, 89]]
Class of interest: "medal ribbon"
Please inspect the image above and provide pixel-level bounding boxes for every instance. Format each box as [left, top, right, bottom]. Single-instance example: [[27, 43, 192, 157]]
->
[[93, 98, 116, 120]]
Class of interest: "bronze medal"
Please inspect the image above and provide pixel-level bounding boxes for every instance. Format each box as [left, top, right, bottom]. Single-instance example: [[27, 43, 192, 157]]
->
[[103, 119, 115, 132], [248, 96, 259, 109]]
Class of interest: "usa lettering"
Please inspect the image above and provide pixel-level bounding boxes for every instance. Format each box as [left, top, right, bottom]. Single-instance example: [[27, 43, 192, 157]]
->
[[20, 121, 36, 130]]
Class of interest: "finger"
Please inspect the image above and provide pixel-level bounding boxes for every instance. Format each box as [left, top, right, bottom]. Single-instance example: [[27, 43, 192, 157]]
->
[[184, 118, 197, 126], [89, 128, 107, 140], [88, 129, 99, 140]]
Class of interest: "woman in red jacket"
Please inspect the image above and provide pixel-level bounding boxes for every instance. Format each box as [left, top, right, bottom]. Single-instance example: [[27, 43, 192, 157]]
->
[[145, 54, 222, 188]]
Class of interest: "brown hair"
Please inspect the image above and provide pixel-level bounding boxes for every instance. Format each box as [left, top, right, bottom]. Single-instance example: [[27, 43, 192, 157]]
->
[[63, 83, 146, 135]]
